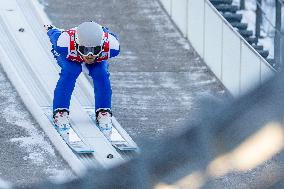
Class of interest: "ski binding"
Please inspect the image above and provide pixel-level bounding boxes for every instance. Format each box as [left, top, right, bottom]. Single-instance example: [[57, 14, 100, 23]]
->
[[84, 107, 138, 151], [42, 107, 94, 154]]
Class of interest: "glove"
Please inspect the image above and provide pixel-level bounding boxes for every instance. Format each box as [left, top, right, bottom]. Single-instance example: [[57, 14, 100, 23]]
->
[[44, 24, 54, 32]]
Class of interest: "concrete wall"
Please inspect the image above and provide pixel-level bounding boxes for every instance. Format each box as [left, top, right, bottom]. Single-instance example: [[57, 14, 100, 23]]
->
[[159, 0, 276, 97]]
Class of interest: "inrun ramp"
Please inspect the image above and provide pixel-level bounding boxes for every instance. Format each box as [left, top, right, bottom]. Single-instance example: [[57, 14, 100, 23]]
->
[[0, 0, 137, 176]]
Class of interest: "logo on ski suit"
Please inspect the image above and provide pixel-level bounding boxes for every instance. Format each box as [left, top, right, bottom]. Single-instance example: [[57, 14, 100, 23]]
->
[[65, 29, 110, 63]]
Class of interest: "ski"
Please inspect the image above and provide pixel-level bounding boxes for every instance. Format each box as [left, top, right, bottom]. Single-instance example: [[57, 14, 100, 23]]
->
[[42, 106, 137, 152], [55, 126, 94, 154], [84, 107, 138, 151], [42, 107, 94, 154]]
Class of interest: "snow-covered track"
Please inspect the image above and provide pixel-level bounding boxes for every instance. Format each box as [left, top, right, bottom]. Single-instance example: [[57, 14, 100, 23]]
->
[[0, 0, 131, 175]]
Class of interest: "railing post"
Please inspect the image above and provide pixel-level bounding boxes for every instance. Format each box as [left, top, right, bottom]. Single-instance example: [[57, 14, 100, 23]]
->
[[255, 0, 262, 39], [240, 0, 245, 10], [281, 1, 284, 70], [275, 0, 282, 70]]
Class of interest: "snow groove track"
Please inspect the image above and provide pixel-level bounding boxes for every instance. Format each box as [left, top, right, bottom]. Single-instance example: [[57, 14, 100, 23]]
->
[[0, 0, 129, 175]]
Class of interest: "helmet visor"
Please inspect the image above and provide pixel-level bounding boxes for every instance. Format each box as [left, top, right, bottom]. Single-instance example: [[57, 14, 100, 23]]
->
[[78, 45, 103, 56]]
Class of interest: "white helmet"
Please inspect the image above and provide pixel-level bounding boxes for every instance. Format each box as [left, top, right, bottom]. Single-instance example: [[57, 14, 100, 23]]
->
[[75, 21, 104, 47]]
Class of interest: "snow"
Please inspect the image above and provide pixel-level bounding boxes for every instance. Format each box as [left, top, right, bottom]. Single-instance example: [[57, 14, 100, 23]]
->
[[139, 2, 191, 50], [0, 65, 72, 184], [116, 50, 138, 61], [2, 96, 55, 166]]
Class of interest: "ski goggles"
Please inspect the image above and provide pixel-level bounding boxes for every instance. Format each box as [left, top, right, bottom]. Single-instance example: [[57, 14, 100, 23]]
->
[[77, 45, 103, 56]]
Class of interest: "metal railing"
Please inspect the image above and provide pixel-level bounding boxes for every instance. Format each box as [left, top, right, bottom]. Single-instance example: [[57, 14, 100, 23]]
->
[[241, 0, 284, 70]]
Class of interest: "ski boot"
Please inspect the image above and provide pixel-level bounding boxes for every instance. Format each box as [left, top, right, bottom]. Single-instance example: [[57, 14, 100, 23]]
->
[[53, 109, 71, 142], [96, 108, 113, 141]]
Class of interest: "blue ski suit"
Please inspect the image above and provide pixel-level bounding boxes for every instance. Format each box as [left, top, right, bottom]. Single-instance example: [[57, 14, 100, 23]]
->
[[47, 26, 120, 112]]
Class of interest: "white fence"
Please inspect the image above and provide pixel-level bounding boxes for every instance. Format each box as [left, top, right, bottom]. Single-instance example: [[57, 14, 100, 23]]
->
[[159, 0, 276, 97]]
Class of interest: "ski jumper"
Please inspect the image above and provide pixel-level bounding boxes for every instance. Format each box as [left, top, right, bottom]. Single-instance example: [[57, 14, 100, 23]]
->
[[47, 27, 120, 112]]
